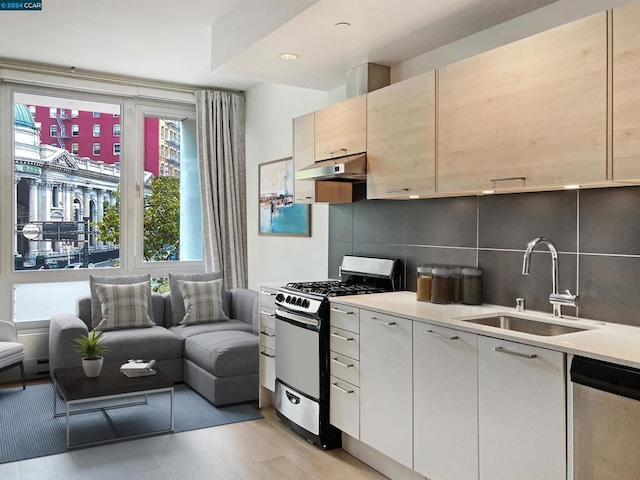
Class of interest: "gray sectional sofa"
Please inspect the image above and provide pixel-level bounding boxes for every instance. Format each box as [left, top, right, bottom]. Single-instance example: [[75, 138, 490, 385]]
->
[[49, 287, 260, 406]]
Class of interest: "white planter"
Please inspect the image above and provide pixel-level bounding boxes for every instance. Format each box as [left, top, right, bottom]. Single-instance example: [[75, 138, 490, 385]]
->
[[82, 356, 104, 378]]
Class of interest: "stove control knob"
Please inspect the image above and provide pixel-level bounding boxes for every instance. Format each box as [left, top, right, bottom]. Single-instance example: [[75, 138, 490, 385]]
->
[[285, 295, 292, 303], [296, 297, 303, 306], [303, 299, 310, 308], [275, 293, 285, 303]]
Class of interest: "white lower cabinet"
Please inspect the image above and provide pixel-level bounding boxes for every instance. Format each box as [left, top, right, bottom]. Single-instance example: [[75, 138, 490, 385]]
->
[[478, 336, 566, 480], [413, 323, 478, 480], [360, 310, 413, 469]]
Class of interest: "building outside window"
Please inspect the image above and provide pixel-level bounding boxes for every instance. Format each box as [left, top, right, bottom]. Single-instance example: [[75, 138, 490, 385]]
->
[[49, 107, 56, 118], [93, 124, 100, 137], [72, 124, 79, 136], [71, 143, 79, 154], [113, 124, 120, 137], [49, 125, 57, 137], [71, 109, 78, 118], [113, 143, 120, 155], [92, 111, 100, 118], [93, 143, 100, 155]]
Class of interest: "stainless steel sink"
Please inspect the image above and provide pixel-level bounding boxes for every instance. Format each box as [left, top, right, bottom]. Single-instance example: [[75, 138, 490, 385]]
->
[[461, 315, 588, 336]]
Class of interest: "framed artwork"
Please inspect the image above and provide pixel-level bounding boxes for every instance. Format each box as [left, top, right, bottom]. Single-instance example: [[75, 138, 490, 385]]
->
[[259, 157, 311, 236]]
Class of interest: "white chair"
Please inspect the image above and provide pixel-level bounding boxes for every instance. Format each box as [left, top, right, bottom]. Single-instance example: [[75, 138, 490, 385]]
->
[[0, 320, 25, 389]]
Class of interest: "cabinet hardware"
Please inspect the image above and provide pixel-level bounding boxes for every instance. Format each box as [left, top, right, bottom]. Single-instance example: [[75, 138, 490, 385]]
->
[[260, 351, 275, 358], [331, 332, 354, 341], [330, 307, 354, 315], [260, 310, 275, 316], [260, 331, 275, 338], [494, 346, 537, 359], [424, 330, 459, 341], [328, 148, 347, 157], [331, 382, 354, 394], [260, 292, 276, 296], [489, 176, 526, 184], [384, 188, 410, 194], [372, 317, 396, 326], [295, 197, 312, 200], [331, 357, 354, 368]]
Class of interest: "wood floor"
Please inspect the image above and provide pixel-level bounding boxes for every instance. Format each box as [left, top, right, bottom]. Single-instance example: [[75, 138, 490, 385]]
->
[[0, 379, 388, 479]]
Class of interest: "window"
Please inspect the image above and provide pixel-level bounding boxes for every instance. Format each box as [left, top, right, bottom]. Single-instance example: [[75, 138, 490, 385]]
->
[[71, 109, 78, 118], [92, 111, 100, 118], [49, 125, 58, 137], [113, 124, 120, 137], [49, 107, 57, 118], [28, 106, 36, 116], [142, 114, 202, 263], [113, 143, 120, 155], [71, 143, 79, 154], [72, 124, 79, 136], [93, 125, 100, 137], [93, 143, 101, 155]]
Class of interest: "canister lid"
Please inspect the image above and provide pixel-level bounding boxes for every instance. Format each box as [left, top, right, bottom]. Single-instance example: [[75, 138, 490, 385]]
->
[[417, 264, 432, 274], [431, 266, 452, 276], [462, 267, 483, 276]]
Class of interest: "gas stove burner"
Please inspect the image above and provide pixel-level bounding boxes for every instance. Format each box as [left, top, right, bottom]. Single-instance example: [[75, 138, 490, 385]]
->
[[285, 281, 387, 297]]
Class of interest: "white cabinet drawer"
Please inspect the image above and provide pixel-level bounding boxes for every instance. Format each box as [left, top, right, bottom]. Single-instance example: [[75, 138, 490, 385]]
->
[[330, 327, 360, 360], [330, 304, 360, 333], [259, 289, 277, 310], [260, 308, 275, 330], [330, 352, 360, 387], [259, 347, 276, 391], [330, 375, 360, 439], [260, 327, 275, 350]]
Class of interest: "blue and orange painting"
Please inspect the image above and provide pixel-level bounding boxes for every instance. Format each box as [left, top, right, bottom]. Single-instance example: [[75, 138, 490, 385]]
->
[[259, 158, 309, 236]]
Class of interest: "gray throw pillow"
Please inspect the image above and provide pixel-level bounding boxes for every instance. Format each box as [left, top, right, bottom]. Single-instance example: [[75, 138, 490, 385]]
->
[[90, 274, 154, 329], [168, 272, 228, 326], [93, 281, 155, 331], [177, 279, 229, 325]]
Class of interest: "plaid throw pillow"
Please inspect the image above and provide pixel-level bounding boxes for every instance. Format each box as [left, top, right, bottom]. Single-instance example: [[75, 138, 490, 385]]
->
[[93, 281, 155, 331], [178, 279, 229, 325]]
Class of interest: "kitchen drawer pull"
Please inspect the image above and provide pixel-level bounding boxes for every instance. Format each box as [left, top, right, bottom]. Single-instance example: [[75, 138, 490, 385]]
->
[[260, 310, 275, 317], [331, 383, 354, 394], [328, 148, 347, 157], [260, 330, 275, 338], [330, 307, 354, 315], [494, 346, 537, 359], [384, 188, 409, 194], [372, 317, 396, 326], [489, 176, 526, 183], [331, 332, 354, 341], [424, 329, 459, 341], [295, 197, 312, 200], [260, 291, 276, 297], [260, 351, 275, 359], [331, 357, 354, 368]]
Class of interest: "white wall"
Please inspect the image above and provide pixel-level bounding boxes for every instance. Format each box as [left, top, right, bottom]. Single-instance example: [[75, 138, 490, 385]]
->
[[245, 82, 337, 290]]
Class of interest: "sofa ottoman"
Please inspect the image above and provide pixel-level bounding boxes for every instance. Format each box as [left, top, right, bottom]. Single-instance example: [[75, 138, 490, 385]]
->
[[183, 330, 259, 406]]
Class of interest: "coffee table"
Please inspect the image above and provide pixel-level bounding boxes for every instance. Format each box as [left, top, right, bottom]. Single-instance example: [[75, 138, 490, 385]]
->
[[53, 363, 174, 449]]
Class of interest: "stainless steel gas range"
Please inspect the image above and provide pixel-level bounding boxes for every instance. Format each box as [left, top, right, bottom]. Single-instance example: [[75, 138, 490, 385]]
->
[[274, 255, 400, 449]]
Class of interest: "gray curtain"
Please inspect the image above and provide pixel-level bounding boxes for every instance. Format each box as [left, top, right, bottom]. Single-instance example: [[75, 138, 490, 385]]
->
[[195, 90, 247, 289]]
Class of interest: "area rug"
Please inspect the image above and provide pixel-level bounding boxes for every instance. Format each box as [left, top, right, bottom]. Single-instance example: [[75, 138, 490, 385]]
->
[[0, 382, 262, 464]]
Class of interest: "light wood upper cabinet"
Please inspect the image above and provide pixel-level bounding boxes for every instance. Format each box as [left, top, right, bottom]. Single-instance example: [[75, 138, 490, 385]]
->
[[314, 95, 366, 161], [613, 1, 640, 181], [438, 12, 608, 194], [293, 112, 316, 203], [366, 72, 436, 199]]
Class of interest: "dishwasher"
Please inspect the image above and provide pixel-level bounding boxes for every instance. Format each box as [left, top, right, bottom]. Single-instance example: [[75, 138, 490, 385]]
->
[[571, 355, 640, 480]]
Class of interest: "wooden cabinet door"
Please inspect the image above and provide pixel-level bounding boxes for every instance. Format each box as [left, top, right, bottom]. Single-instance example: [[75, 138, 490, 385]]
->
[[314, 95, 366, 161], [360, 310, 413, 469], [413, 323, 478, 480], [478, 336, 566, 480], [293, 112, 315, 203], [613, 1, 640, 181], [367, 72, 436, 199], [438, 12, 607, 194]]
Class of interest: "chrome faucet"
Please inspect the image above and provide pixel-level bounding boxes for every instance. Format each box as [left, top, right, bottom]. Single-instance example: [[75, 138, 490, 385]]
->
[[522, 237, 579, 318]]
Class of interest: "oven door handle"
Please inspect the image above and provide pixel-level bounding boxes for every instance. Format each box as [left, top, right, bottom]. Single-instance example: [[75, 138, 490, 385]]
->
[[275, 308, 320, 328]]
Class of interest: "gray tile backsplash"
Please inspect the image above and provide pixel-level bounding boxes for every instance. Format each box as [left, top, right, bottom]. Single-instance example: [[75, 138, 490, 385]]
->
[[328, 187, 640, 326]]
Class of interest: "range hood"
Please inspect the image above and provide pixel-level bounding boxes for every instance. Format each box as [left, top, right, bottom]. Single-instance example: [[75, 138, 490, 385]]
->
[[295, 153, 366, 182]]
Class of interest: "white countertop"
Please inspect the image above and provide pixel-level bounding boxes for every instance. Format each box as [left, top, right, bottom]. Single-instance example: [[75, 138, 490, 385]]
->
[[331, 291, 640, 370]]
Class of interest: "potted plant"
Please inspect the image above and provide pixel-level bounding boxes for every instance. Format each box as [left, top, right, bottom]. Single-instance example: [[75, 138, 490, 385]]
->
[[73, 330, 109, 378]]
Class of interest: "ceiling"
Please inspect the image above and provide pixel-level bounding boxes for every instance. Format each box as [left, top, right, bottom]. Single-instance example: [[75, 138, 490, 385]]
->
[[0, 0, 623, 92]]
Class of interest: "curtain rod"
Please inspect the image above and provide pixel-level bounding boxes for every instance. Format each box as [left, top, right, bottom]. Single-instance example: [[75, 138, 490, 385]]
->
[[0, 58, 244, 96]]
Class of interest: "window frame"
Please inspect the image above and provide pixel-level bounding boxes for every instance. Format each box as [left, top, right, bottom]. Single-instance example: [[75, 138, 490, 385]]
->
[[1, 82, 204, 327]]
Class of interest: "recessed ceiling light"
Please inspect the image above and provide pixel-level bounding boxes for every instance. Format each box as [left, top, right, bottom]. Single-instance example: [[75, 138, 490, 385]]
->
[[409, 195, 420, 199], [482, 190, 496, 195], [279, 53, 299, 61], [563, 184, 581, 190], [334, 22, 351, 29]]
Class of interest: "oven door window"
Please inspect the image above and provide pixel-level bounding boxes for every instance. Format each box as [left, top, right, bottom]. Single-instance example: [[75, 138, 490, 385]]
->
[[275, 317, 320, 400]]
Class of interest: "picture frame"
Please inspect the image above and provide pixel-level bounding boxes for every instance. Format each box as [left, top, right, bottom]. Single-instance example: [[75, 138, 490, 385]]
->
[[259, 157, 311, 237]]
